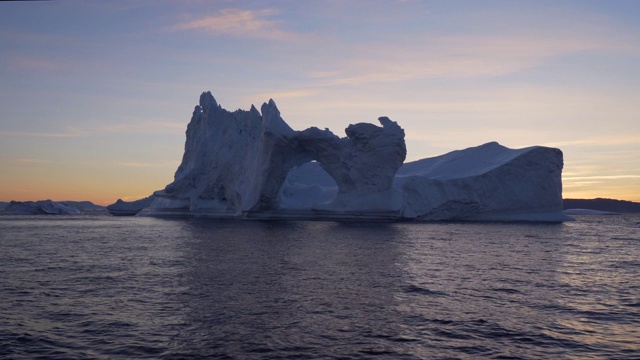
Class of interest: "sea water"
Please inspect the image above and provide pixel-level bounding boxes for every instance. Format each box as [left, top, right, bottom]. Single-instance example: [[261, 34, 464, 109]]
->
[[0, 215, 638, 359]]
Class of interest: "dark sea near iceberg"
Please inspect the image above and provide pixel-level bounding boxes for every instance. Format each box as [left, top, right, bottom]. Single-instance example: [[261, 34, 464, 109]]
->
[[1, 215, 639, 359]]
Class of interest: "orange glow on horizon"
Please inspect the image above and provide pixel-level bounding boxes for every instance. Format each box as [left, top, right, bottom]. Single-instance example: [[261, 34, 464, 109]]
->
[[1, 177, 638, 206]]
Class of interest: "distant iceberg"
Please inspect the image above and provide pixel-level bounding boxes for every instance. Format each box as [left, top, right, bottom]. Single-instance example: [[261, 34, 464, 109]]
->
[[116, 91, 571, 222], [3, 200, 81, 215], [1, 200, 106, 215], [107, 196, 155, 216]]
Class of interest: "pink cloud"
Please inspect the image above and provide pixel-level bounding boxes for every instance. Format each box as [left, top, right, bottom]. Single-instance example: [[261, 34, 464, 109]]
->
[[171, 8, 303, 41]]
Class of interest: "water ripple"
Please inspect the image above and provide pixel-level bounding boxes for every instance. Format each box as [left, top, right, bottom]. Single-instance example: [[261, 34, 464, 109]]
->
[[0, 215, 639, 359]]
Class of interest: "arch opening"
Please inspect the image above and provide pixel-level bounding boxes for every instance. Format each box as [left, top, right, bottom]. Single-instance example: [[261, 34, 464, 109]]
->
[[277, 160, 338, 210]]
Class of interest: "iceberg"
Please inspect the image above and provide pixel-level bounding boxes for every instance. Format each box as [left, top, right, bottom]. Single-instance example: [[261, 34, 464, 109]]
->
[[61, 201, 107, 213], [3, 200, 82, 215], [106, 196, 155, 216], [125, 91, 571, 222], [395, 142, 569, 221], [1, 200, 106, 215]]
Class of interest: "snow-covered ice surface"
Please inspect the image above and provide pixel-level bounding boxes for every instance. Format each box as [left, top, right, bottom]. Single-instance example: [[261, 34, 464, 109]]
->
[[132, 92, 571, 222]]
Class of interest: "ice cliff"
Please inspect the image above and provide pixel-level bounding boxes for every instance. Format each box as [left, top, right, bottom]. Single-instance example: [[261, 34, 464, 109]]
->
[[130, 91, 570, 222]]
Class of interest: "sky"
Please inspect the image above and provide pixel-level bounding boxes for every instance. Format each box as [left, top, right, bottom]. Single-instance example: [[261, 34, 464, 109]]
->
[[1, 0, 639, 205]]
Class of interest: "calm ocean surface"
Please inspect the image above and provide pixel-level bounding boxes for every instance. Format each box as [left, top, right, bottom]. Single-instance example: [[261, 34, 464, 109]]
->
[[1, 215, 638, 359]]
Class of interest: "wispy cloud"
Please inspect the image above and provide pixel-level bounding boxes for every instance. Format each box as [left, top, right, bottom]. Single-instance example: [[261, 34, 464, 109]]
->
[[171, 8, 303, 41], [306, 33, 618, 86], [542, 134, 640, 148], [1, 119, 185, 139], [115, 161, 177, 168], [562, 181, 602, 187], [308, 71, 341, 79], [7, 56, 64, 71], [249, 89, 316, 102], [100, 119, 185, 134], [5, 158, 51, 164], [0, 127, 88, 138], [563, 174, 640, 181]]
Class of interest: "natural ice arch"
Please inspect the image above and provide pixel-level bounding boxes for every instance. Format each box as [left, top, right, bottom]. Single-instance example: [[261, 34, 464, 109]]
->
[[245, 114, 407, 212], [296, 118, 406, 196], [150, 92, 405, 215]]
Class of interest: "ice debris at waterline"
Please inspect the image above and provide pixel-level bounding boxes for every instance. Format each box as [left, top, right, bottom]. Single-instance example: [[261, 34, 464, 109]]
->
[[110, 91, 572, 222]]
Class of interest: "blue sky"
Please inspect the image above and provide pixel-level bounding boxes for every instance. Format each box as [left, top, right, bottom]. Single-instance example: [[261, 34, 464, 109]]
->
[[1, 0, 639, 204]]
